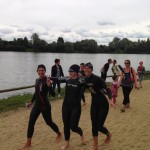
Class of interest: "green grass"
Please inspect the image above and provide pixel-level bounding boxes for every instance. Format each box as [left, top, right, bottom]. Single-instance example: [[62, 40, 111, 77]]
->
[[0, 94, 33, 113], [0, 88, 66, 113]]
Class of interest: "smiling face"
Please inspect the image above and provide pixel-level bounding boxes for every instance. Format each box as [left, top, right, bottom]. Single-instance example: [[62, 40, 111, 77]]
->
[[84, 66, 92, 77], [37, 67, 46, 78]]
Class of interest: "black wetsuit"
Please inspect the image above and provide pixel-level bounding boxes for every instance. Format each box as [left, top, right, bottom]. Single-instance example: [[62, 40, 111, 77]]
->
[[84, 74, 112, 137], [61, 77, 84, 140], [79, 70, 86, 103], [27, 77, 60, 138]]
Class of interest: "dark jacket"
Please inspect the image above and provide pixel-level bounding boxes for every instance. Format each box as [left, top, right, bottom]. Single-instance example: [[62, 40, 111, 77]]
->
[[51, 65, 64, 77]]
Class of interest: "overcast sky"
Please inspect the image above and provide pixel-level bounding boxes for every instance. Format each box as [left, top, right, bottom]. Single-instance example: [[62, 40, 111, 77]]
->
[[0, 0, 150, 44]]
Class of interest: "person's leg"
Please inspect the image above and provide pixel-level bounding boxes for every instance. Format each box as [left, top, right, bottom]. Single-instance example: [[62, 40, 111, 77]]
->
[[57, 81, 61, 96], [52, 82, 56, 91], [97, 105, 111, 144], [70, 107, 85, 145], [125, 86, 133, 108], [90, 104, 99, 150], [42, 105, 61, 142], [61, 107, 70, 150], [121, 86, 128, 111], [19, 105, 40, 149]]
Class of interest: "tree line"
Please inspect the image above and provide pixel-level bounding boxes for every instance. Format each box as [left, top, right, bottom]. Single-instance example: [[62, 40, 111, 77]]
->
[[0, 33, 150, 53]]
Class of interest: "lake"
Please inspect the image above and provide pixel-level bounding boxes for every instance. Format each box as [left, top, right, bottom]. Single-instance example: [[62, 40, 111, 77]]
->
[[0, 52, 150, 99]]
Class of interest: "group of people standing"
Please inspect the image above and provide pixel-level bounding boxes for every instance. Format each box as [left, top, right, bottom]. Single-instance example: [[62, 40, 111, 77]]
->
[[101, 58, 146, 112], [19, 58, 145, 150]]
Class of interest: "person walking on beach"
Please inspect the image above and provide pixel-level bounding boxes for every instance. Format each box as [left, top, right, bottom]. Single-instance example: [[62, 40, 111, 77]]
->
[[118, 60, 138, 112], [60, 64, 86, 150], [79, 63, 86, 105], [137, 61, 145, 88], [51, 59, 64, 97], [101, 59, 112, 81], [19, 64, 61, 150], [110, 75, 119, 107], [84, 62, 114, 150]]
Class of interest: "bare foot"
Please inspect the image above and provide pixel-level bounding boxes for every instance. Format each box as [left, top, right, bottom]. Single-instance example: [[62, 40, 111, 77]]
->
[[91, 145, 99, 150], [104, 133, 112, 144], [61, 142, 69, 150], [81, 135, 86, 145], [55, 133, 62, 142], [18, 143, 31, 150]]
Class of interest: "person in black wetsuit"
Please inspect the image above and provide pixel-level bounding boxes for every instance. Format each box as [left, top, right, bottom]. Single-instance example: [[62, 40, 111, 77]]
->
[[60, 64, 86, 150], [84, 62, 114, 150], [78, 63, 86, 105], [101, 59, 112, 81], [19, 64, 61, 150]]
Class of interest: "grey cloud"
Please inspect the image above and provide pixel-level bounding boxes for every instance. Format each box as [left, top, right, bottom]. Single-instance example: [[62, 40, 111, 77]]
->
[[128, 32, 150, 38], [17, 28, 34, 33], [76, 28, 99, 38], [0, 28, 14, 35], [97, 21, 115, 26], [61, 28, 72, 33]]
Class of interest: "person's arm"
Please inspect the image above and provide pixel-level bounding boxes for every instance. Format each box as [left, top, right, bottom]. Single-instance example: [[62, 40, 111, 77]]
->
[[98, 77, 112, 99], [60, 66, 64, 77], [51, 66, 54, 77], [131, 68, 138, 88]]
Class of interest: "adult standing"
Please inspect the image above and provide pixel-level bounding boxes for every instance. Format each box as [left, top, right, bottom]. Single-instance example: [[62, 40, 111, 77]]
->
[[101, 59, 112, 81], [51, 59, 64, 97], [137, 61, 145, 88], [118, 60, 138, 112], [111, 59, 120, 76], [19, 64, 61, 150], [84, 62, 114, 150]]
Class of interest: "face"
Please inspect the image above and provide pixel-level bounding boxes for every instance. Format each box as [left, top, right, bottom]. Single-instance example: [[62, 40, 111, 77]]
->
[[113, 60, 116, 64], [69, 71, 77, 79], [124, 61, 130, 67], [37, 67, 46, 78], [80, 65, 85, 71], [140, 63, 143, 66], [84, 66, 92, 77]]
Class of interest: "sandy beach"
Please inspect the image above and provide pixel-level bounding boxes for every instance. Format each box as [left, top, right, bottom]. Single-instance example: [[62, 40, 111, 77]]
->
[[0, 80, 150, 150]]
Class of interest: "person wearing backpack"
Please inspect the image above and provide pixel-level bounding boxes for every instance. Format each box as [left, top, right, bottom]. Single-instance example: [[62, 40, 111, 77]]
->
[[118, 60, 138, 112]]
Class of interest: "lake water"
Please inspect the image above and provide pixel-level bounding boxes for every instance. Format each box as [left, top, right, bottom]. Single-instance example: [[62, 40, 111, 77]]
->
[[0, 52, 150, 99]]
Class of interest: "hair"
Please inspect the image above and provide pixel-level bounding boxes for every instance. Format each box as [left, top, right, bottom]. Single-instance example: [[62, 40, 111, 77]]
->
[[108, 59, 112, 63], [37, 64, 46, 72], [113, 59, 117, 63], [112, 74, 117, 81], [80, 63, 85, 66], [125, 59, 131, 64], [55, 59, 60, 63], [85, 62, 93, 70]]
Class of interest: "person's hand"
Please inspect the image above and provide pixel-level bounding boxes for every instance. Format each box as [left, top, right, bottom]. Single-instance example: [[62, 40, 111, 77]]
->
[[25, 102, 33, 108], [46, 76, 52, 87]]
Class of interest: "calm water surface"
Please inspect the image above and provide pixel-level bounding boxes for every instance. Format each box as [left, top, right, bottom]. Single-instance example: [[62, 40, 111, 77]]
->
[[0, 52, 150, 99]]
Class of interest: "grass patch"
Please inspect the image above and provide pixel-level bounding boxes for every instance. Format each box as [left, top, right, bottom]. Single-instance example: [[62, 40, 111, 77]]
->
[[0, 88, 66, 113], [0, 94, 33, 113]]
